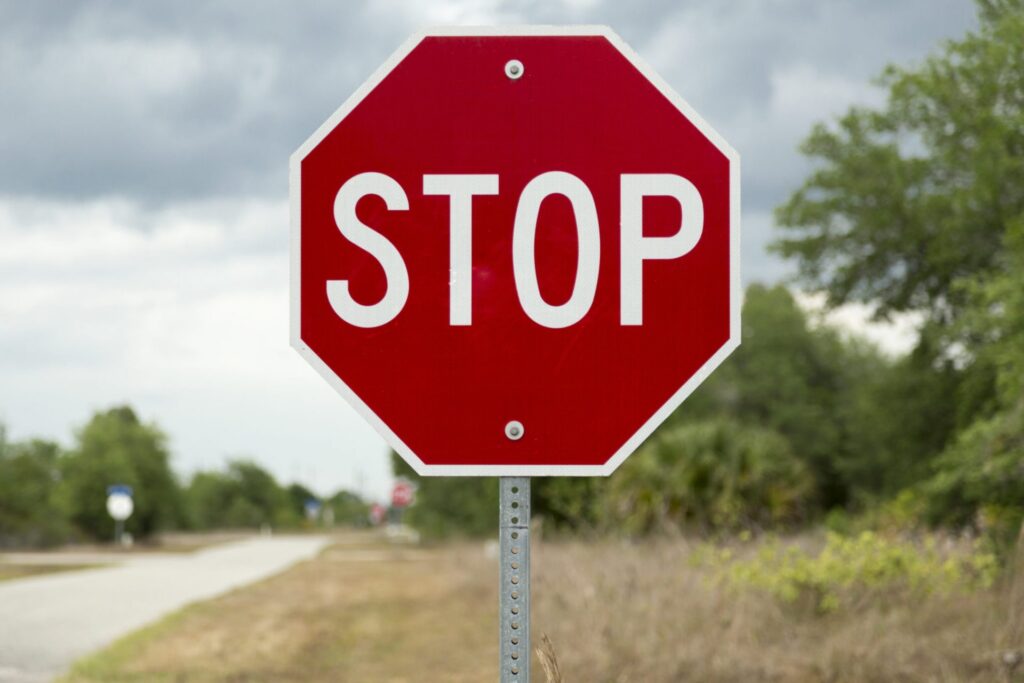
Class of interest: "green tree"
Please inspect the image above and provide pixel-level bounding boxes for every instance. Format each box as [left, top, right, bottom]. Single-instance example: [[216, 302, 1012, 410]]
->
[[923, 400, 1024, 541], [327, 489, 370, 527], [185, 470, 232, 530], [286, 482, 318, 522], [185, 460, 295, 530], [774, 0, 1024, 324], [829, 338, 961, 500], [953, 219, 1024, 409], [775, 0, 1024, 532], [0, 435, 69, 547], [60, 406, 182, 541], [920, 220, 1024, 538]]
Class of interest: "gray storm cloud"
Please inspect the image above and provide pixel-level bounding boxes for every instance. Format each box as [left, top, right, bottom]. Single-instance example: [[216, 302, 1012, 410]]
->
[[0, 1, 974, 212]]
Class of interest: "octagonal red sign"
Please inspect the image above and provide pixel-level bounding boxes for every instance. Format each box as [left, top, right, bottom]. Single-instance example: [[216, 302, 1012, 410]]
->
[[291, 27, 739, 476]]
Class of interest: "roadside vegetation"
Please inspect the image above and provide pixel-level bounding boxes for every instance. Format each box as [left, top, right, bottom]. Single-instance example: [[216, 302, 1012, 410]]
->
[[61, 532, 1024, 683], [0, 408, 370, 548]]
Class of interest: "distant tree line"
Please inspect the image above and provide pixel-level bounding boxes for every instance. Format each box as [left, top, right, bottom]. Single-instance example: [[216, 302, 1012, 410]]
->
[[0, 406, 369, 548], [395, 1, 1024, 550]]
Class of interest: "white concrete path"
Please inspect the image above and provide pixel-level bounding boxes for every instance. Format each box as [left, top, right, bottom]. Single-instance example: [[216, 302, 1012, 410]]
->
[[0, 535, 330, 683]]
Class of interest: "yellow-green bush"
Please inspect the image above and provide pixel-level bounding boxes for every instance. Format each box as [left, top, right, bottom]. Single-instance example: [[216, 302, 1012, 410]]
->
[[701, 531, 998, 613]]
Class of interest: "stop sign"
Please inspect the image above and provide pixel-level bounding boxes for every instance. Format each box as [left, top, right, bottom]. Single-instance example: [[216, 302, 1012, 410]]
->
[[391, 478, 416, 508], [291, 27, 739, 476]]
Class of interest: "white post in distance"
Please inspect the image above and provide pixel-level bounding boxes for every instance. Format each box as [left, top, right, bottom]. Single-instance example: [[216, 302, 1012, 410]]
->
[[106, 485, 134, 547]]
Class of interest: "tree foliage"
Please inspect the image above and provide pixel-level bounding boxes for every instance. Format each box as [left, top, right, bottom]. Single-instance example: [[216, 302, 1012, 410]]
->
[[604, 421, 813, 535], [0, 408, 366, 546], [328, 489, 371, 527], [286, 482, 318, 522], [672, 284, 891, 508], [0, 435, 68, 547], [186, 460, 297, 530], [61, 406, 183, 540], [837, 339, 964, 498], [921, 219, 1024, 538], [776, 0, 1024, 536], [774, 0, 1024, 323]]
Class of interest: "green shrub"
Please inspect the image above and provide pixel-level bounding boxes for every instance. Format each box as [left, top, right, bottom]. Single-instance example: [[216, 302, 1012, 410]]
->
[[702, 531, 998, 613], [603, 420, 813, 535]]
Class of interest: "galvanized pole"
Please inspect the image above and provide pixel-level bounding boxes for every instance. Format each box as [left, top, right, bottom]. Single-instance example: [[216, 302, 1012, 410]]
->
[[499, 477, 530, 682]]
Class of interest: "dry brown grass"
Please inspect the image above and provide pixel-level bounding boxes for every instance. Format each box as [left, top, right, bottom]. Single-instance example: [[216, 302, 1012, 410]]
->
[[0, 563, 99, 582], [537, 633, 565, 682], [66, 534, 497, 682], [64, 532, 1024, 683], [533, 537, 1023, 682]]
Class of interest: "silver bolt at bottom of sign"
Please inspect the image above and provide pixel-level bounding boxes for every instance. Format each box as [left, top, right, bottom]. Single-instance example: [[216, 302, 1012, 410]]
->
[[505, 420, 524, 440], [499, 476, 531, 682]]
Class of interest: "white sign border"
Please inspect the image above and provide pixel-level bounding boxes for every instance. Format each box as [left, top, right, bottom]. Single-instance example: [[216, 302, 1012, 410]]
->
[[290, 25, 741, 476]]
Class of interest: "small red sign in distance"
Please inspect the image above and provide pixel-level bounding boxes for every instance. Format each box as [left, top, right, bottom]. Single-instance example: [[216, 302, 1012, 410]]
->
[[391, 480, 416, 508]]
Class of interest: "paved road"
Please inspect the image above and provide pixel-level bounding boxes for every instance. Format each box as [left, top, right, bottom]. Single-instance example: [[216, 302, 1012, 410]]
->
[[0, 535, 331, 683]]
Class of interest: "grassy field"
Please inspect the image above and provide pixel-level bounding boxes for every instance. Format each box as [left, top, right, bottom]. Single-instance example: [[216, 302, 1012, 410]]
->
[[62, 531, 1024, 682]]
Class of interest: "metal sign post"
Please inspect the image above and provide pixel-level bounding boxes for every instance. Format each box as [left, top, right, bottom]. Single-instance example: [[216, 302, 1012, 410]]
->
[[499, 477, 530, 682]]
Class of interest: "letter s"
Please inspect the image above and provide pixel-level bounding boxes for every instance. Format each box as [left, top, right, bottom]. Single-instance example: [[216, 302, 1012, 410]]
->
[[327, 173, 409, 328]]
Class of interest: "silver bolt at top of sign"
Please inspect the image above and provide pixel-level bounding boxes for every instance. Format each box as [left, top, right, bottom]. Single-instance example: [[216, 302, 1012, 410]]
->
[[505, 59, 524, 80]]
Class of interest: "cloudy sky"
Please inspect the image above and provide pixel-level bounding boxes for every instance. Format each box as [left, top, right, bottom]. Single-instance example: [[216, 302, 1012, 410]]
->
[[0, 0, 977, 501]]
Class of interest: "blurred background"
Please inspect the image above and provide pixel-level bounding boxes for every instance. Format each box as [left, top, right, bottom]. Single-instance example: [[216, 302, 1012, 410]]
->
[[2, 1, 1023, 681]]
